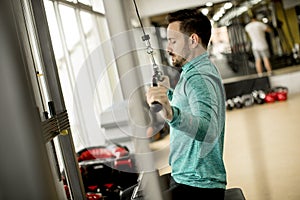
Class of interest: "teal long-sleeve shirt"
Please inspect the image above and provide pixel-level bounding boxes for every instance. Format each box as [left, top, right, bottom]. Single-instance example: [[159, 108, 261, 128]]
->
[[167, 52, 227, 189]]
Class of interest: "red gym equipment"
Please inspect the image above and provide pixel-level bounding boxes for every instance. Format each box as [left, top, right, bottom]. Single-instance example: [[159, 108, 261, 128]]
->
[[265, 86, 288, 103]]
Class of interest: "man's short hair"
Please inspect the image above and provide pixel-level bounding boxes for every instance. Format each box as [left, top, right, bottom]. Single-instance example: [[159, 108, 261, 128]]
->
[[166, 8, 211, 48]]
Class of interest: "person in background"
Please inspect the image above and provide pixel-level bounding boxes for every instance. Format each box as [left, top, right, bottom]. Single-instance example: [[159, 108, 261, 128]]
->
[[146, 8, 227, 200], [245, 15, 273, 76]]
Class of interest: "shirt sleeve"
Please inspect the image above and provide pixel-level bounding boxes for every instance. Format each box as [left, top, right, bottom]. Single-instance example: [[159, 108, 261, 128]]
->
[[168, 73, 221, 143]]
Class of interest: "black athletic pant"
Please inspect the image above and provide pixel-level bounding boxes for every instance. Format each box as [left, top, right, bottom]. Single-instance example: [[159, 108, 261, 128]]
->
[[121, 174, 225, 200]]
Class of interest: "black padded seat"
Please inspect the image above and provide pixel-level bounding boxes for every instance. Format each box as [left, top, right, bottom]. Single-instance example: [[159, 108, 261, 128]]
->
[[225, 188, 246, 200]]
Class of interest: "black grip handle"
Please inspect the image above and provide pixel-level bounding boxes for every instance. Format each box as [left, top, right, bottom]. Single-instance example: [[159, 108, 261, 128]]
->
[[151, 77, 163, 112], [150, 102, 162, 112]]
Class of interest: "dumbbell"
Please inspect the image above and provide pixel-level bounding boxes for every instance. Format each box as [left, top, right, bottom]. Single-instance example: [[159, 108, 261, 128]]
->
[[226, 99, 235, 110], [252, 90, 266, 104]]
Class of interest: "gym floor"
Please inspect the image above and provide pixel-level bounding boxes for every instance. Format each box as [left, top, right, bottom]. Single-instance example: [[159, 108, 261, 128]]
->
[[150, 92, 300, 200], [224, 93, 300, 200]]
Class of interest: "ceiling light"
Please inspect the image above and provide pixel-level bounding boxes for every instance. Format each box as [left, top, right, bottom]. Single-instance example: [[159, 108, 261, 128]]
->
[[262, 18, 269, 23], [220, 7, 225, 14], [206, 2, 213, 7], [201, 8, 209, 16], [213, 15, 220, 21], [224, 2, 233, 10]]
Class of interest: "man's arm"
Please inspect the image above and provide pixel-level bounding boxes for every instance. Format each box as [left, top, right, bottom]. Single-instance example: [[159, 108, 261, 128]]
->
[[265, 24, 272, 33]]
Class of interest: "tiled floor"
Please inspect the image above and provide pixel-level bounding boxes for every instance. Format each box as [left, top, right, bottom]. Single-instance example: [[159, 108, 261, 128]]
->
[[224, 93, 300, 200]]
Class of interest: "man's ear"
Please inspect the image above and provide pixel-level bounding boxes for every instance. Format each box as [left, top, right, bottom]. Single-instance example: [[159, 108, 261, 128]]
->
[[190, 33, 201, 47]]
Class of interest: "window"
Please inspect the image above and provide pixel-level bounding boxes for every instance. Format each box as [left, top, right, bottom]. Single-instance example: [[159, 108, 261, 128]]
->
[[44, 0, 120, 150]]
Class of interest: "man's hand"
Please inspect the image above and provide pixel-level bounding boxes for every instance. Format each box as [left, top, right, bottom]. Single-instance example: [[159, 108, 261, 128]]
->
[[146, 76, 173, 121]]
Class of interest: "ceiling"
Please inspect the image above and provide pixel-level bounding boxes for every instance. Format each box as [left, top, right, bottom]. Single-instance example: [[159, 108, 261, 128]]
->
[[135, 0, 226, 18], [150, 1, 231, 26], [148, 0, 270, 27]]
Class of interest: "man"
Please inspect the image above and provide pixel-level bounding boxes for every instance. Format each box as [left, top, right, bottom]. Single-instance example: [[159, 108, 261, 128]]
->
[[146, 8, 227, 199], [245, 16, 273, 76]]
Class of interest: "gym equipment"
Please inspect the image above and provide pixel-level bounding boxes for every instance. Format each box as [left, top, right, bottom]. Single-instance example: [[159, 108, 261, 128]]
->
[[264, 91, 276, 103], [233, 96, 244, 109], [63, 144, 138, 200], [252, 90, 266, 104], [225, 188, 246, 200], [265, 86, 288, 103], [132, 0, 164, 112], [241, 94, 254, 107], [226, 98, 235, 110], [273, 86, 288, 101]]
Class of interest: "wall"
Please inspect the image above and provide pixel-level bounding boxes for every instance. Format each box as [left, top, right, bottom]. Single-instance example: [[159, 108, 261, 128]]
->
[[285, 7, 300, 44], [270, 66, 300, 94], [275, 2, 297, 52], [282, 0, 300, 9]]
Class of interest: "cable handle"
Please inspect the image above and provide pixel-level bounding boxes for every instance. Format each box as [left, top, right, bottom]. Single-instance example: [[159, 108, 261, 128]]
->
[[150, 73, 163, 112], [151, 61, 164, 112]]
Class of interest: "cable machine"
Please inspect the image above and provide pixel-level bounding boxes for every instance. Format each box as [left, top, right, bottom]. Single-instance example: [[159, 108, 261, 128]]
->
[[0, 0, 86, 199]]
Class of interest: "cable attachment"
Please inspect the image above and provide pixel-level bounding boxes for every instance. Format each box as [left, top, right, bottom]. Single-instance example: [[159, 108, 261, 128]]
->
[[142, 34, 163, 112], [142, 34, 150, 41], [132, 0, 163, 112]]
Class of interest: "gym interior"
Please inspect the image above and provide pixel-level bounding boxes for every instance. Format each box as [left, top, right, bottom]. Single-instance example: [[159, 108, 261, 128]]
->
[[0, 0, 299, 200]]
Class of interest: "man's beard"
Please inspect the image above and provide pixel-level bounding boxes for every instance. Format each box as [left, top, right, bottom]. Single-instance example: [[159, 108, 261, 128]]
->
[[169, 41, 189, 68], [172, 56, 187, 68]]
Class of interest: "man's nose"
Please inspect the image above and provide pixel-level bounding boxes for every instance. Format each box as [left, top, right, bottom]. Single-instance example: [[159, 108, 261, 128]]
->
[[166, 44, 172, 54]]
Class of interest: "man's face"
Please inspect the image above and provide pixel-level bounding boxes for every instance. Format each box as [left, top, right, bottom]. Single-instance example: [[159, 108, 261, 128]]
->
[[166, 21, 190, 68]]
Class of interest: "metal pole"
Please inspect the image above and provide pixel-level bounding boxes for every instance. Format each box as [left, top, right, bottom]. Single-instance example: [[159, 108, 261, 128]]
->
[[29, 0, 86, 199]]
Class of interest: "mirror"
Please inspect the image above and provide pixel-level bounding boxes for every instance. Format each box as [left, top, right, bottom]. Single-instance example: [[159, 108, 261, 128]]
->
[[148, 0, 300, 80]]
